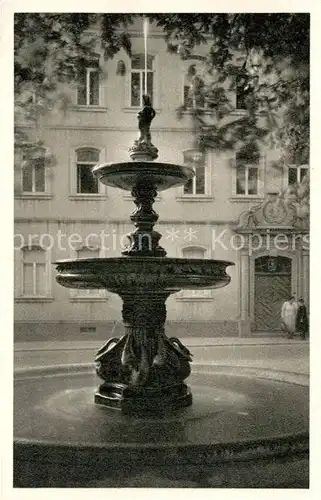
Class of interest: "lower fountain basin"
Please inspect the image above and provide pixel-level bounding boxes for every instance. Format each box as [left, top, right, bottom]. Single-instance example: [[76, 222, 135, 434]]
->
[[55, 257, 233, 293], [14, 364, 309, 488], [92, 161, 194, 191]]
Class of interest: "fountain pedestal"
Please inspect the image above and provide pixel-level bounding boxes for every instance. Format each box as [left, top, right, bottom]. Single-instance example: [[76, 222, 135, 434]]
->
[[94, 292, 193, 414], [91, 169, 194, 413]]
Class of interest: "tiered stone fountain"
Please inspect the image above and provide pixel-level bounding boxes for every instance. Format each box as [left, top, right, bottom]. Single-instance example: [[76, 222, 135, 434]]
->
[[14, 97, 309, 488], [57, 94, 232, 414]]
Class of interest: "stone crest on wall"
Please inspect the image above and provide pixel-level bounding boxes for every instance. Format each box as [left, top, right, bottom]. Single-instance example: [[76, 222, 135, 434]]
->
[[236, 180, 309, 231]]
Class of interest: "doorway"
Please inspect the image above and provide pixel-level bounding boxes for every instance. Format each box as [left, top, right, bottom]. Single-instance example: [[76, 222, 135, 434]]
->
[[254, 256, 292, 331]]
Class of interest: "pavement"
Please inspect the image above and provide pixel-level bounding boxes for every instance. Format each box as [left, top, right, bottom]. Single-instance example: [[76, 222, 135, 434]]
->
[[13, 336, 310, 489], [14, 335, 309, 351], [14, 336, 309, 376]]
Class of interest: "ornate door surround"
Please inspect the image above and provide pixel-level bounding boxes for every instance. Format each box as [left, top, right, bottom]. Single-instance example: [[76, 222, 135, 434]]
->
[[234, 195, 309, 335]]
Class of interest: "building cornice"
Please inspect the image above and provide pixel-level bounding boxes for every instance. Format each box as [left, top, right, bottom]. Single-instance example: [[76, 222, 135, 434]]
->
[[233, 225, 309, 235], [16, 112, 251, 133], [17, 124, 195, 133], [14, 217, 233, 225]]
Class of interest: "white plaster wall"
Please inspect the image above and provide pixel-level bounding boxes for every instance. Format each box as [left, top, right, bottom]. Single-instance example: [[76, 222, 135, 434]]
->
[[14, 25, 304, 330]]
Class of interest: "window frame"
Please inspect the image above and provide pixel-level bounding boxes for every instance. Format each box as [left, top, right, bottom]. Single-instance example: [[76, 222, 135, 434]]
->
[[183, 163, 206, 196], [76, 66, 102, 107], [70, 146, 106, 199], [177, 149, 212, 200], [235, 75, 255, 111], [231, 152, 265, 199], [124, 53, 159, 110], [18, 148, 52, 199], [181, 59, 209, 111], [22, 161, 46, 194], [286, 164, 309, 187], [236, 163, 259, 196], [16, 245, 52, 300], [130, 56, 154, 108]]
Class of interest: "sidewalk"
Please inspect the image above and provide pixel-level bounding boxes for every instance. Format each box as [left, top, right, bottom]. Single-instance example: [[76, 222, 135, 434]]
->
[[14, 336, 308, 352]]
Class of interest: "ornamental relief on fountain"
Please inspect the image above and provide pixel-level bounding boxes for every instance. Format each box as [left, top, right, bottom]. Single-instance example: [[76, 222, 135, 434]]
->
[[56, 258, 231, 291]]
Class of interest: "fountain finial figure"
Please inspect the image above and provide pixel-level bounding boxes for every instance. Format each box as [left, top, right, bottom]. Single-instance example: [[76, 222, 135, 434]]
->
[[137, 94, 156, 144], [129, 94, 158, 160]]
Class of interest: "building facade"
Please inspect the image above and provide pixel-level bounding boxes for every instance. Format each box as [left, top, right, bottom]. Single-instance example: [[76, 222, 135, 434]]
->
[[14, 19, 309, 341]]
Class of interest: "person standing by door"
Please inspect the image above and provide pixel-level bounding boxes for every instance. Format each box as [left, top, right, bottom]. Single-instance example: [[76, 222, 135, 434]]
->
[[296, 298, 309, 340], [281, 296, 298, 339]]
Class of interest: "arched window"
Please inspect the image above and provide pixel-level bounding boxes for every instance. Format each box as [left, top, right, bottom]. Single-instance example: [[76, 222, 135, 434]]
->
[[21, 246, 49, 297], [22, 148, 46, 193], [183, 63, 206, 109], [236, 75, 255, 110], [182, 149, 206, 195], [76, 148, 100, 194]]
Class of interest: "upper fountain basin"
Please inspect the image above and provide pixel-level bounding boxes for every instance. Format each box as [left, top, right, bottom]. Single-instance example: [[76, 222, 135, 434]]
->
[[55, 257, 234, 295], [92, 162, 195, 192]]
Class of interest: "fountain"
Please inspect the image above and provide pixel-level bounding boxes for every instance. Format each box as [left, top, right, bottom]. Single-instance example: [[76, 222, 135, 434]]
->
[[14, 99, 309, 488], [56, 95, 232, 415]]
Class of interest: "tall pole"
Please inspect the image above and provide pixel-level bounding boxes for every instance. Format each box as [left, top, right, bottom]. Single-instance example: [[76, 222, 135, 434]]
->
[[143, 17, 149, 95]]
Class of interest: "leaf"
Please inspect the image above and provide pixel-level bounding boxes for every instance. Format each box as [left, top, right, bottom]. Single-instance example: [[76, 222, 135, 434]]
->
[[15, 13, 309, 176]]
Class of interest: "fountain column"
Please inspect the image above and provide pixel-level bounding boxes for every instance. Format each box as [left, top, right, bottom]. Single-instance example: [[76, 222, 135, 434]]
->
[[92, 95, 194, 413], [122, 180, 166, 257]]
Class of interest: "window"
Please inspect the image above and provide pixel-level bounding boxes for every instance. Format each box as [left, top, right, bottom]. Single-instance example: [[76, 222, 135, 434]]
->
[[236, 75, 254, 110], [80, 326, 97, 333], [22, 247, 49, 297], [71, 247, 105, 300], [22, 154, 46, 193], [235, 150, 260, 196], [183, 150, 206, 195], [77, 66, 100, 106], [288, 165, 308, 185], [183, 63, 206, 109], [177, 247, 212, 299], [284, 150, 309, 188], [76, 148, 100, 194], [130, 54, 154, 107], [184, 165, 205, 195], [255, 256, 292, 275]]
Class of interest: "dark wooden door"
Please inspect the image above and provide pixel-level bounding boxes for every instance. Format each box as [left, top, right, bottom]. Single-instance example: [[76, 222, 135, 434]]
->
[[254, 256, 292, 331], [255, 274, 292, 330]]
